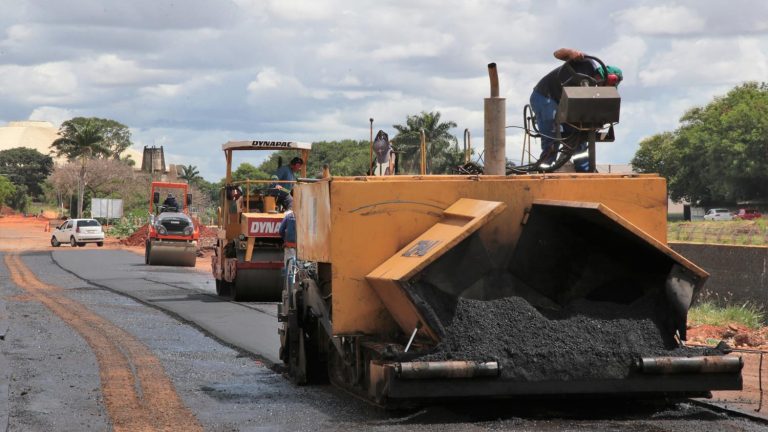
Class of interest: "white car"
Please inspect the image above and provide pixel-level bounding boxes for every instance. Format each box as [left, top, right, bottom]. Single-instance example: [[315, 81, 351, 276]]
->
[[703, 208, 734, 221], [51, 219, 105, 247]]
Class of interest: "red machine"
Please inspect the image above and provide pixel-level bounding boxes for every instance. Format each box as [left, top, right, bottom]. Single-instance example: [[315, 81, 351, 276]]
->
[[145, 181, 199, 267]]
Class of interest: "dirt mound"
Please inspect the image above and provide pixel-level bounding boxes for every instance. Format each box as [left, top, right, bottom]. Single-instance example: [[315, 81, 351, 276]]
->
[[688, 323, 767, 348], [410, 284, 705, 381], [120, 223, 149, 246]]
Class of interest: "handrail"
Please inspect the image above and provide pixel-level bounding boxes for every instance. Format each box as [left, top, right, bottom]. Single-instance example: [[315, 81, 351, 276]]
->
[[420, 129, 427, 175]]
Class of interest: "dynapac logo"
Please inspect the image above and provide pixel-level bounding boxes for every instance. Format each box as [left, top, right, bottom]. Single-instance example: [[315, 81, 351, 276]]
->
[[250, 141, 293, 148], [248, 219, 282, 237]]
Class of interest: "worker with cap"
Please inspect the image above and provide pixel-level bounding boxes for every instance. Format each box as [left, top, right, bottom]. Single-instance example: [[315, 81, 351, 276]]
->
[[269, 157, 303, 210], [162, 193, 179, 211], [530, 48, 623, 172]]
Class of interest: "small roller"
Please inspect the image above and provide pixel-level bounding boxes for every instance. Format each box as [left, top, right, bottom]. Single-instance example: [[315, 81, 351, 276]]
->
[[146, 240, 197, 267]]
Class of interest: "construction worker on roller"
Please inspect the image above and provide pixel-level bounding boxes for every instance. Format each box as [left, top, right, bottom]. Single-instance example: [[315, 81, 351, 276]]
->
[[269, 157, 303, 211], [530, 48, 622, 172], [162, 193, 179, 212]]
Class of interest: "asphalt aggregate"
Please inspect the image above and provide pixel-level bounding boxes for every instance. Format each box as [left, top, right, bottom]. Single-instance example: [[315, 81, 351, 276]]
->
[[0, 249, 766, 431]]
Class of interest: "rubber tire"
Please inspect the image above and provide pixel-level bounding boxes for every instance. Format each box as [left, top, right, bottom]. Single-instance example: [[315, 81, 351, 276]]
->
[[51, 236, 60, 247], [215, 279, 231, 297], [70, 237, 77, 247], [96, 242, 104, 247], [77, 242, 85, 247]]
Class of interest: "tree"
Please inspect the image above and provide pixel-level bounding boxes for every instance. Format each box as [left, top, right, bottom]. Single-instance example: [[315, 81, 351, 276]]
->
[[257, 140, 370, 178], [51, 119, 111, 218], [179, 165, 201, 184], [0, 147, 54, 196], [58, 117, 133, 159], [0, 175, 16, 207], [392, 111, 461, 174], [631, 83, 768, 205]]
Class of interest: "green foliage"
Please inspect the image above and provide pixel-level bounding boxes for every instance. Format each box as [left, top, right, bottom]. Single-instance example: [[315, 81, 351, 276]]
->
[[632, 83, 768, 205], [0, 175, 17, 205], [179, 164, 200, 183], [257, 140, 370, 178], [689, 300, 765, 329], [106, 218, 141, 239], [0, 147, 54, 197], [6, 184, 29, 212], [52, 117, 132, 160], [392, 111, 462, 174]]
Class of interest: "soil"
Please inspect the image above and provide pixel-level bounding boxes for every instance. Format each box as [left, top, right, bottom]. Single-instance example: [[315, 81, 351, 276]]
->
[[412, 283, 706, 381]]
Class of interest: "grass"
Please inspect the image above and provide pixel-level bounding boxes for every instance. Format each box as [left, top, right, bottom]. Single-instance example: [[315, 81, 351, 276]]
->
[[668, 219, 767, 246], [688, 300, 765, 329]]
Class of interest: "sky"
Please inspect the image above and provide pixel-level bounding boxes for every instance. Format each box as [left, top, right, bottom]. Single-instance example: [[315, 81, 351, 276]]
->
[[2, 0, 767, 180]]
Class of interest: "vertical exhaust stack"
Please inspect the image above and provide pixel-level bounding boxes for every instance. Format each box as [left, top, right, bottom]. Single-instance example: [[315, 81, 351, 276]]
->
[[484, 63, 506, 175]]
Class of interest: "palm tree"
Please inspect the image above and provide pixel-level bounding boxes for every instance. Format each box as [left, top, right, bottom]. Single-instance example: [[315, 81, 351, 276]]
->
[[392, 111, 460, 174], [179, 165, 200, 184], [51, 120, 110, 218]]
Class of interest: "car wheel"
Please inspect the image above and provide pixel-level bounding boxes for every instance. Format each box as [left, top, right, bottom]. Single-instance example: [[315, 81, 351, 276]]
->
[[97, 242, 104, 247], [51, 236, 60, 247], [70, 237, 77, 247], [77, 242, 85, 247]]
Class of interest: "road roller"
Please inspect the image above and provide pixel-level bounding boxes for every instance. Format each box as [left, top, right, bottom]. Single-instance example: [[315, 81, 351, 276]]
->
[[145, 181, 199, 267], [276, 60, 743, 407], [211, 140, 311, 301]]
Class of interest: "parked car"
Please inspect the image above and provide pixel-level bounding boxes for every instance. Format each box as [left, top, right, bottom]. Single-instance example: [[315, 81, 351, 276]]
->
[[703, 208, 734, 221], [51, 218, 105, 247], [734, 208, 762, 220]]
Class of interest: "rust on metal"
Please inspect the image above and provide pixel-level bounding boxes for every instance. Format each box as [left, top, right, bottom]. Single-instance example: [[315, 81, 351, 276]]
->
[[395, 361, 500, 379], [640, 356, 744, 374]]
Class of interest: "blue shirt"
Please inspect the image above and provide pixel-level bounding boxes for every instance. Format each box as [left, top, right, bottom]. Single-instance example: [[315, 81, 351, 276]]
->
[[272, 165, 296, 192], [279, 211, 296, 244]]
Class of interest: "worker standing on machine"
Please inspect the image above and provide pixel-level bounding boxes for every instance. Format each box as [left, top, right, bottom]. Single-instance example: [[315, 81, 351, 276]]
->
[[269, 157, 303, 210], [530, 48, 622, 172], [279, 203, 297, 271]]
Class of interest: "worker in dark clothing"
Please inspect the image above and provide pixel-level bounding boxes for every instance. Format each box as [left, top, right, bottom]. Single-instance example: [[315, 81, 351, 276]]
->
[[269, 157, 303, 210], [279, 204, 297, 278], [162, 193, 179, 211], [530, 48, 622, 172]]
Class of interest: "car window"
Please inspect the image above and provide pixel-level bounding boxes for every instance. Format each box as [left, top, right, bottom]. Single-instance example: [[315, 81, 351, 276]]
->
[[58, 222, 67, 229], [77, 220, 101, 227], [65, 221, 73, 229]]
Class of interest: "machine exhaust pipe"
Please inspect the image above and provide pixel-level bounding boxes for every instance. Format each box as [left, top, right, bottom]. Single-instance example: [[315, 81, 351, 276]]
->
[[484, 63, 506, 175]]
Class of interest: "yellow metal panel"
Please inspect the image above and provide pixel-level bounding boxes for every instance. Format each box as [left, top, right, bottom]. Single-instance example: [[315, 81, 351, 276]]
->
[[307, 174, 668, 336], [295, 181, 332, 262], [367, 199, 505, 342]]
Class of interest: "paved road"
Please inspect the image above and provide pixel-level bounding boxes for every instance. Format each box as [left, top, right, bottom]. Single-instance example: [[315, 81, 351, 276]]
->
[[51, 249, 282, 366], [2, 249, 767, 431]]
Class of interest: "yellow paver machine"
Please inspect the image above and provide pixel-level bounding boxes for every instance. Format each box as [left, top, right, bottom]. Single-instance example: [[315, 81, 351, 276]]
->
[[276, 62, 743, 406], [211, 140, 310, 301]]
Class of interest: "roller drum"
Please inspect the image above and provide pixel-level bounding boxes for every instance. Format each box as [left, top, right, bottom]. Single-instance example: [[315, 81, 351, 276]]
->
[[232, 249, 284, 302], [146, 240, 197, 267]]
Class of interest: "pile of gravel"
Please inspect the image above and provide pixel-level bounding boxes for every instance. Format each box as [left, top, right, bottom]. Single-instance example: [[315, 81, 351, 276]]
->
[[411, 287, 704, 381]]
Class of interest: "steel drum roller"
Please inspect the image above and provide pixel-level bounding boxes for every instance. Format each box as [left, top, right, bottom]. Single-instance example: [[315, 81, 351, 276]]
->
[[147, 240, 197, 267], [232, 249, 284, 302]]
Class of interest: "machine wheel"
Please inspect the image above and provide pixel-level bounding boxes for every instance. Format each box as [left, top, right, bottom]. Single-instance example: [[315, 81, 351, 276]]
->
[[70, 237, 77, 247], [97, 242, 104, 247], [51, 236, 60, 247], [215, 279, 232, 297]]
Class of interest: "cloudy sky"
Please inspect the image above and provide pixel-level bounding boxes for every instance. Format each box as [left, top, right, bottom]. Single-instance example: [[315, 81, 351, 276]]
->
[[2, 0, 767, 180]]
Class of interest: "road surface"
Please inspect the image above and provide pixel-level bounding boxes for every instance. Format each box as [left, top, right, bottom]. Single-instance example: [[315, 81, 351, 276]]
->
[[1, 248, 766, 431]]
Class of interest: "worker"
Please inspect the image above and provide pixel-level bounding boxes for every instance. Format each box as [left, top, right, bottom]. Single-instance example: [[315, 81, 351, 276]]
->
[[269, 157, 303, 210], [371, 130, 396, 176], [530, 48, 622, 172], [278, 203, 297, 275], [162, 193, 179, 211]]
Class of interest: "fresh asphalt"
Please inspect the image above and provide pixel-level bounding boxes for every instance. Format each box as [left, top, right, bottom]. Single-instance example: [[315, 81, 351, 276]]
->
[[51, 249, 282, 366]]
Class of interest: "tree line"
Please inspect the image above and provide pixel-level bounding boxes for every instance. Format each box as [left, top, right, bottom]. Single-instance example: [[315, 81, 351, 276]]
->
[[2, 84, 766, 217]]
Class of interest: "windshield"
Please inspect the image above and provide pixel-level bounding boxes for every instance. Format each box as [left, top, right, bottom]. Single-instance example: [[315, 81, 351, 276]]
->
[[77, 220, 101, 227]]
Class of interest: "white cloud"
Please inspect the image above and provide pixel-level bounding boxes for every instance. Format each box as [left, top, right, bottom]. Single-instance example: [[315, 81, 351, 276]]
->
[[27, 106, 75, 127], [614, 5, 705, 35], [640, 38, 768, 87], [0, 63, 79, 104]]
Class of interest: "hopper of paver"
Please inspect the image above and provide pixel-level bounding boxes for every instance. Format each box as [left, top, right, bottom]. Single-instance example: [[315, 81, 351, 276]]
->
[[365, 198, 742, 401]]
